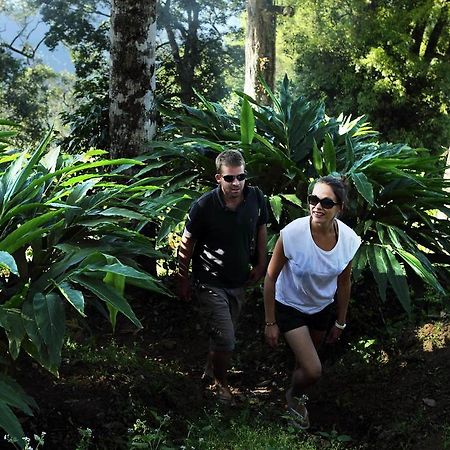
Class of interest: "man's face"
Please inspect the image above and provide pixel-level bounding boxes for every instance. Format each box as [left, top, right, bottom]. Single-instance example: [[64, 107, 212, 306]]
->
[[215, 164, 246, 199]]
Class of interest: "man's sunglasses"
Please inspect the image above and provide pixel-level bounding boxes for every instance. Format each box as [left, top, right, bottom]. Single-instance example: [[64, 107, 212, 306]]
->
[[222, 173, 246, 183], [308, 194, 340, 209]]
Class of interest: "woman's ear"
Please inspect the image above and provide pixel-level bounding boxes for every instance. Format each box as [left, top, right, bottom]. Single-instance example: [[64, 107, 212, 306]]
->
[[336, 203, 344, 218]]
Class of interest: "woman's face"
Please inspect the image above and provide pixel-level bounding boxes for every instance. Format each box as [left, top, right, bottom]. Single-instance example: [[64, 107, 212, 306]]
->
[[309, 182, 342, 224]]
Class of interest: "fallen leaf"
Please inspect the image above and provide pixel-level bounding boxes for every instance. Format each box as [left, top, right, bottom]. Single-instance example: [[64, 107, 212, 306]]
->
[[422, 398, 436, 407]]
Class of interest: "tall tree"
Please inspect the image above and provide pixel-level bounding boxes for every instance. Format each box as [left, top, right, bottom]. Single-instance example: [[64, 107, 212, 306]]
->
[[109, 0, 157, 157], [244, 0, 294, 104], [278, 0, 450, 151], [158, 0, 243, 105], [244, 0, 276, 104]]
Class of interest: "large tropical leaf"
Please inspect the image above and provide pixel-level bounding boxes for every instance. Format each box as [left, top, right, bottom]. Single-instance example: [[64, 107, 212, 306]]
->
[[33, 293, 66, 367]]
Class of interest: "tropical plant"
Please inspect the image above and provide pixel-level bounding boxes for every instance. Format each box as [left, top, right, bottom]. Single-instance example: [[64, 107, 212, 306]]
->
[[155, 76, 450, 315], [0, 121, 172, 446]]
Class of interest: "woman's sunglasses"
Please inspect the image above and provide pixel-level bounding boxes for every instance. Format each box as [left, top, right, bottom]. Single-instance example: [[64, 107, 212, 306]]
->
[[222, 173, 246, 183], [308, 194, 340, 209]]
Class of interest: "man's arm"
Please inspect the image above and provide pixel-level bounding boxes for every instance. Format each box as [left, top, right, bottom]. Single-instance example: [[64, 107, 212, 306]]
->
[[247, 224, 267, 284], [177, 231, 196, 301]]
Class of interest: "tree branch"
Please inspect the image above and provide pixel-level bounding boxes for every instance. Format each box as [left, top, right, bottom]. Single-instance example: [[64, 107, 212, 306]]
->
[[1, 35, 46, 60]]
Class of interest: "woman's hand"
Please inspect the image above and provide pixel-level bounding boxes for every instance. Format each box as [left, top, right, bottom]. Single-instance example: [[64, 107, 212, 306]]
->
[[325, 325, 343, 344], [265, 323, 280, 348]]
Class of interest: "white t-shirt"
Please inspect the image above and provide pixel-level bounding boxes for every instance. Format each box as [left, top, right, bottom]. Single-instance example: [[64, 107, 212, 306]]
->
[[275, 216, 361, 314]]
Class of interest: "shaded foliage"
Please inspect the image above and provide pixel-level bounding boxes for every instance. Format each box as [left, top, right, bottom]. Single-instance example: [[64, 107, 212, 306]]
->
[[0, 121, 175, 445], [155, 77, 450, 315]]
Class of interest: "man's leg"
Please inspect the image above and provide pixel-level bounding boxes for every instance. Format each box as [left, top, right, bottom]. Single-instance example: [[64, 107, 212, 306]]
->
[[210, 350, 232, 400], [211, 287, 244, 398], [197, 285, 239, 400]]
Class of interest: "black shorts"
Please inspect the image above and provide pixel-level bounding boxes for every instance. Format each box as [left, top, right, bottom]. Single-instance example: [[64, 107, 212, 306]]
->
[[275, 301, 334, 333]]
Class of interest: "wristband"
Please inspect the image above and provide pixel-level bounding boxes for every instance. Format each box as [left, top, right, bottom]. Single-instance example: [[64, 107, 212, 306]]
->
[[334, 320, 346, 330], [265, 321, 276, 327]]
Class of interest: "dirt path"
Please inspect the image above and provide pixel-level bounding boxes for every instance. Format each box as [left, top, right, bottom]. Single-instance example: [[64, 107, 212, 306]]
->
[[14, 295, 450, 449]]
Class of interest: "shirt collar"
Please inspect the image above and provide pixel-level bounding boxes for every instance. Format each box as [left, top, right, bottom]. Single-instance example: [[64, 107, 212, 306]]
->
[[215, 185, 249, 209]]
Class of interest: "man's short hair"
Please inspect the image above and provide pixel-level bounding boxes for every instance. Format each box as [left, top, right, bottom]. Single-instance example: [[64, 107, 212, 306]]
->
[[215, 150, 245, 172]]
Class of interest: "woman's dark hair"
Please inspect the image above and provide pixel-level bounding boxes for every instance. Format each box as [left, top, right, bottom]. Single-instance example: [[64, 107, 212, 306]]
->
[[311, 175, 348, 206]]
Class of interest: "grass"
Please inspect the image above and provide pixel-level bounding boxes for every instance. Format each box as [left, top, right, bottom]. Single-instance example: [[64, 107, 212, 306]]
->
[[60, 338, 360, 450], [128, 407, 355, 450], [443, 424, 450, 450]]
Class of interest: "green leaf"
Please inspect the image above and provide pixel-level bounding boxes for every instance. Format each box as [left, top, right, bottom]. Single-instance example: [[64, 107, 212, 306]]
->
[[72, 275, 142, 329], [33, 293, 66, 367], [384, 250, 411, 315], [0, 379, 33, 416], [0, 307, 27, 359], [0, 251, 18, 275], [103, 272, 125, 331], [367, 246, 388, 302], [396, 249, 444, 294], [352, 244, 368, 281], [312, 139, 323, 174], [4, 283, 29, 309], [269, 195, 283, 223], [351, 172, 374, 206], [240, 98, 255, 145], [0, 401, 26, 448], [0, 210, 64, 253], [280, 194, 302, 207], [0, 129, 53, 208], [22, 301, 58, 375], [323, 134, 336, 173], [97, 207, 148, 221], [81, 261, 155, 281], [56, 282, 86, 317]]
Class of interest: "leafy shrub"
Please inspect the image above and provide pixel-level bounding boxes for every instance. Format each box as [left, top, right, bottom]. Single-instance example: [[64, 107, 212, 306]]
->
[[0, 122, 171, 446], [155, 77, 450, 315]]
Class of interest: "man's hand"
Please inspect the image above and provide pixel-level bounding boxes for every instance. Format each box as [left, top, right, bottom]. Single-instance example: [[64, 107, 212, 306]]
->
[[177, 275, 192, 302], [247, 263, 266, 285]]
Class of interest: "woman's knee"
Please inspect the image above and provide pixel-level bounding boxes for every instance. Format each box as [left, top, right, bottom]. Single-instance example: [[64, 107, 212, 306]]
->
[[302, 361, 322, 383]]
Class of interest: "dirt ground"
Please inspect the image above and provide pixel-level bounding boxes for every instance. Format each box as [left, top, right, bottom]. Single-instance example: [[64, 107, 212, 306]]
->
[[12, 292, 450, 449]]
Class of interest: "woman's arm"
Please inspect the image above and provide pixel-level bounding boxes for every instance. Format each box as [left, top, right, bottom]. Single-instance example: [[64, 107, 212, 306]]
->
[[263, 237, 287, 347], [326, 260, 353, 343]]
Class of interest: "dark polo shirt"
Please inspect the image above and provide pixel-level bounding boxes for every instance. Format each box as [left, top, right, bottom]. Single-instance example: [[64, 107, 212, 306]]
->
[[185, 185, 268, 288]]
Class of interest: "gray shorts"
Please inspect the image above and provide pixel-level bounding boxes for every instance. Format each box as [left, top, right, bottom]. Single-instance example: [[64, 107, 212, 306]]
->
[[195, 283, 245, 352]]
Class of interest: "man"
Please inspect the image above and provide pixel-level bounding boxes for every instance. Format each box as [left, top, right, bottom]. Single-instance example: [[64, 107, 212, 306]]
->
[[178, 149, 268, 402]]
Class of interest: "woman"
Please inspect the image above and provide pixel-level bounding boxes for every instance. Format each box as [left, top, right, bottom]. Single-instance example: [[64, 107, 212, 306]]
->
[[264, 176, 361, 429]]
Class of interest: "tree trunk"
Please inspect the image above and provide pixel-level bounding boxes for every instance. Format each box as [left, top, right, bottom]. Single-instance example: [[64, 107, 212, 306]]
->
[[161, 0, 200, 105], [109, 0, 157, 158], [244, 0, 276, 105]]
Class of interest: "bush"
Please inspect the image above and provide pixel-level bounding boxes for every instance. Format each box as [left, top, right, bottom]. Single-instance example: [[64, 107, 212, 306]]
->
[[0, 121, 171, 446], [155, 76, 450, 315]]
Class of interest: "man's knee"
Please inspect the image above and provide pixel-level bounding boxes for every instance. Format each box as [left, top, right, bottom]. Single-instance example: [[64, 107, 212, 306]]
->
[[210, 329, 236, 352]]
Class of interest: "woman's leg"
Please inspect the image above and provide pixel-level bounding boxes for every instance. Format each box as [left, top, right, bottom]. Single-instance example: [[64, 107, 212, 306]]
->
[[284, 326, 326, 396]]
